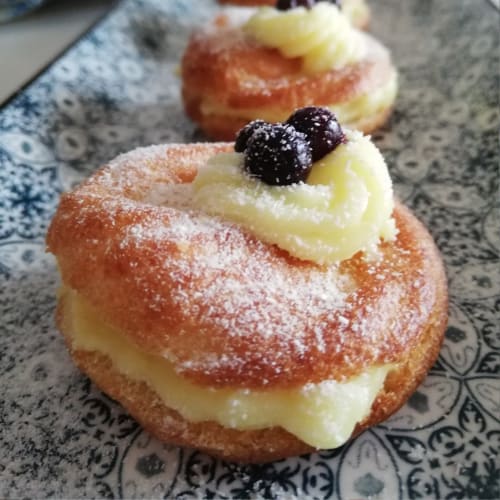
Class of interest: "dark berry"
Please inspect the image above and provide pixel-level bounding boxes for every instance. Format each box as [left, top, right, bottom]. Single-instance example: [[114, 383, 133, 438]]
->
[[244, 124, 312, 186], [276, 0, 316, 10], [234, 120, 268, 153], [286, 106, 345, 162], [276, 0, 341, 10]]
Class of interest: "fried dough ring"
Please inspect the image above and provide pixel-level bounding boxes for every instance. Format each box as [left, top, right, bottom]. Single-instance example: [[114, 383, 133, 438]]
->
[[47, 143, 447, 462], [181, 27, 395, 140]]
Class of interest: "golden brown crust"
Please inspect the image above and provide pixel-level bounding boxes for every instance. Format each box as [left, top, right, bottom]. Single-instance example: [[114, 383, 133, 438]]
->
[[181, 28, 394, 140], [47, 143, 446, 393], [57, 263, 447, 463]]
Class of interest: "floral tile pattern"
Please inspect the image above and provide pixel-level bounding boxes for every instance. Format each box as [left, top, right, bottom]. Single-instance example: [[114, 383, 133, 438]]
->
[[0, 0, 498, 498]]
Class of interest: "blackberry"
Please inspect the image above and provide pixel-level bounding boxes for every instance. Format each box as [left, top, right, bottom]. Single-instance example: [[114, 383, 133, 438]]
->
[[286, 106, 345, 162], [276, 0, 316, 10], [276, 0, 341, 10], [234, 120, 268, 152], [244, 124, 312, 185]]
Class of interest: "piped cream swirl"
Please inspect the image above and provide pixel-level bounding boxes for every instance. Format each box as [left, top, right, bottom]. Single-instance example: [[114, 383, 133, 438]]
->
[[193, 130, 396, 264], [243, 3, 365, 74]]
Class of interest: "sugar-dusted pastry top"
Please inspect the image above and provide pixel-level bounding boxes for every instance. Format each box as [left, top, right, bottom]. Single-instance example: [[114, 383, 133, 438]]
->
[[193, 129, 396, 264], [47, 143, 445, 389], [244, 3, 365, 73]]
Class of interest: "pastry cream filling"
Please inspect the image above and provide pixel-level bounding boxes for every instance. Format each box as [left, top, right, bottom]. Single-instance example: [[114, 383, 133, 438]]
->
[[67, 288, 391, 449], [220, 0, 368, 30], [193, 129, 396, 264], [342, 0, 370, 28], [244, 3, 365, 74], [199, 70, 398, 129]]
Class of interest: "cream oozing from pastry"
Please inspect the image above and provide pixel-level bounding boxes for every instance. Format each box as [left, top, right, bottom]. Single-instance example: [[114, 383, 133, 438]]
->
[[198, 70, 398, 129], [66, 287, 391, 449]]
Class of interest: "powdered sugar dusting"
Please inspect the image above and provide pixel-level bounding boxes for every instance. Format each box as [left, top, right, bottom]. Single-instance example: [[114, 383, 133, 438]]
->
[[92, 143, 226, 203], [194, 25, 251, 54], [116, 199, 354, 348], [217, 7, 255, 28], [144, 183, 194, 208], [57, 144, 440, 384], [77, 145, 358, 357]]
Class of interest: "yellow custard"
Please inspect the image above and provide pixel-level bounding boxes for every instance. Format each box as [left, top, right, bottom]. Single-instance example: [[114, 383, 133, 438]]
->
[[66, 287, 391, 449], [327, 70, 397, 125], [219, 0, 369, 30], [193, 130, 396, 264], [244, 3, 365, 73], [199, 71, 398, 129], [342, 0, 370, 27]]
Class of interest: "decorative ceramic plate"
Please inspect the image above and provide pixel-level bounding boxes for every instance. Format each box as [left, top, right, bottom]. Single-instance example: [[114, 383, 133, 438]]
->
[[0, 1, 498, 498], [0, 0, 47, 23]]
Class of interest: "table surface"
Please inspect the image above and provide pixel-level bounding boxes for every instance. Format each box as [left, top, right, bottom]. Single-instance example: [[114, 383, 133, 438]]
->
[[0, 1, 498, 498], [0, 0, 114, 104]]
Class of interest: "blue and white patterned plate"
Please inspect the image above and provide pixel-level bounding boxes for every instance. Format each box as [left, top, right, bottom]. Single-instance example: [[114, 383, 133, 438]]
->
[[0, 1, 499, 498], [0, 0, 47, 23]]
